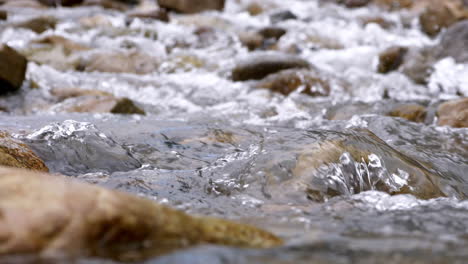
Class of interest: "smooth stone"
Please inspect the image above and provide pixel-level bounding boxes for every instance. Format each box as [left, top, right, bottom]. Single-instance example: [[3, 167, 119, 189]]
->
[[387, 104, 427, 123], [437, 98, 468, 128], [377, 46, 408, 74], [0, 131, 48, 172], [0, 45, 27, 95]]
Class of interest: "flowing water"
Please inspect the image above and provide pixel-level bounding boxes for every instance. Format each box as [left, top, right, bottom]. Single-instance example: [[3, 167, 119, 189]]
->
[[0, 0, 467, 263]]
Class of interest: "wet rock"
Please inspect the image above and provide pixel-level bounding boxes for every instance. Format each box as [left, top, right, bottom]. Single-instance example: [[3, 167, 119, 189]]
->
[[82, 0, 130, 11], [246, 2, 263, 16], [157, 0, 225, 14], [361, 16, 394, 29], [0, 132, 48, 172], [400, 47, 435, 84], [0, 44, 27, 95], [232, 53, 310, 81], [374, 0, 413, 10], [0, 10, 6, 20], [238, 31, 264, 51], [50, 87, 112, 101], [128, 8, 170, 22], [15, 16, 57, 34], [83, 51, 159, 74], [52, 94, 145, 115], [270, 10, 297, 23], [419, 0, 467, 37], [37, 0, 83, 6], [377, 46, 408, 74], [258, 27, 286, 40], [435, 20, 468, 63], [342, 0, 371, 8], [0, 166, 282, 261], [256, 69, 330, 97], [387, 104, 427, 123], [437, 98, 468, 128]]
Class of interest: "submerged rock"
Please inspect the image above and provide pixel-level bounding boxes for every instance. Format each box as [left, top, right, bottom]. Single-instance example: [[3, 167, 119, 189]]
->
[[0, 132, 48, 172], [83, 51, 159, 74], [157, 0, 225, 14], [51, 94, 145, 115], [232, 53, 309, 81], [387, 104, 427, 123], [377, 46, 407, 74], [437, 98, 468, 128], [256, 69, 330, 97], [0, 166, 282, 262], [0, 44, 27, 95], [14, 16, 57, 34]]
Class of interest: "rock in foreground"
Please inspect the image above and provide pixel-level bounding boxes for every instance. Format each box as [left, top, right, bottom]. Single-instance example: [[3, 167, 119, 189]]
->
[[0, 45, 27, 95], [0, 166, 282, 261], [0, 132, 48, 172]]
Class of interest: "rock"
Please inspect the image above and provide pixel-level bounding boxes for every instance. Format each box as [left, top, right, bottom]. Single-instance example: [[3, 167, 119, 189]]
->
[[51, 93, 146, 115], [270, 10, 297, 23], [343, 0, 371, 8], [157, 0, 225, 14], [15, 16, 57, 34], [128, 8, 170, 22], [0, 10, 6, 20], [377, 46, 408, 74], [83, 51, 159, 74], [0, 166, 282, 261], [232, 53, 310, 81], [238, 31, 264, 51], [37, 0, 83, 6], [421, 0, 468, 37], [361, 16, 394, 29], [256, 69, 330, 97], [258, 27, 286, 40], [82, 0, 131, 11], [387, 104, 427, 123], [246, 2, 263, 16], [373, 0, 413, 10], [435, 20, 468, 63], [437, 98, 468, 128], [0, 131, 48, 172], [400, 46, 435, 84], [50, 87, 112, 101], [0, 44, 27, 95], [0, 0, 46, 8]]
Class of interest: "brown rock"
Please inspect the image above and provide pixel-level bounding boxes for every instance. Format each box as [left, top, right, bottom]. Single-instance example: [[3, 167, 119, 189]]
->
[[50, 87, 112, 101], [258, 27, 286, 40], [246, 2, 263, 16], [232, 53, 310, 81], [157, 0, 225, 13], [82, 0, 130, 11], [0, 44, 27, 95], [374, 0, 413, 9], [256, 69, 330, 97], [388, 104, 427, 123], [361, 16, 394, 29], [419, 0, 467, 37], [377, 46, 408, 74], [128, 8, 170, 22], [238, 31, 264, 51], [343, 0, 371, 8], [15, 16, 57, 34], [0, 166, 282, 261], [437, 98, 468, 128], [0, 132, 48, 172], [52, 94, 146, 115], [0, 10, 6, 20], [84, 51, 159, 74]]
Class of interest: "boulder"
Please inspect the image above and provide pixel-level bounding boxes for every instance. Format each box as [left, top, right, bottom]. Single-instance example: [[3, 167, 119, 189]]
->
[[0, 44, 27, 95], [232, 53, 310, 81], [157, 0, 225, 13], [15, 16, 57, 34], [387, 104, 427, 123], [83, 51, 159, 74], [0, 166, 282, 261], [435, 20, 468, 63], [0, 131, 48, 172], [419, 0, 467, 37], [377, 46, 408, 74], [256, 69, 330, 97], [437, 98, 468, 128]]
